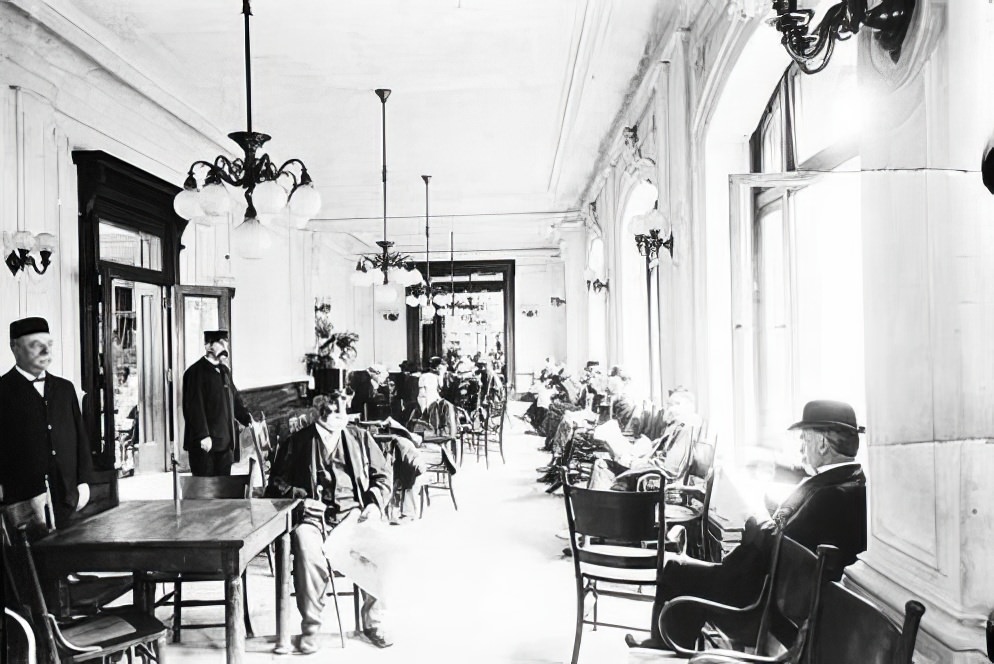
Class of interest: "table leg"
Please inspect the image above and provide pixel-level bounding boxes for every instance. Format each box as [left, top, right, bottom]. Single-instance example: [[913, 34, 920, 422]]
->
[[133, 572, 155, 615], [273, 531, 291, 654], [225, 574, 245, 664]]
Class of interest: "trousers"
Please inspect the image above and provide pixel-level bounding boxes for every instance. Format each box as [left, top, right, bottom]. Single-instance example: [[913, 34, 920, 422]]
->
[[291, 518, 387, 636], [187, 447, 233, 477]]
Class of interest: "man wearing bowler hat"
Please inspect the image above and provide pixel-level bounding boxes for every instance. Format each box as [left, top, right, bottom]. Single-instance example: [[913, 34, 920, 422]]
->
[[629, 399, 868, 651], [0, 317, 93, 529], [182, 330, 251, 476]]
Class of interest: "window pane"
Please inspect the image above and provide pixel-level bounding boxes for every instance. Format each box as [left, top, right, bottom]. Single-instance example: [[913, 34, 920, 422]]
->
[[99, 221, 163, 271]]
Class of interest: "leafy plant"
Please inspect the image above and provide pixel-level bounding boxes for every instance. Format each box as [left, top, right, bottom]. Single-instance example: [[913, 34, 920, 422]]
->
[[303, 298, 359, 371]]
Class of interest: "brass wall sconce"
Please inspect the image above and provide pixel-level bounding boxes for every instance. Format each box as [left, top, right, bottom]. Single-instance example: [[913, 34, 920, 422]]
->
[[382, 311, 400, 322], [771, 0, 915, 75], [635, 229, 674, 261], [4, 230, 56, 277], [550, 296, 566, 307], [586, 278, 609, 294], [521, 308, 539, 318]]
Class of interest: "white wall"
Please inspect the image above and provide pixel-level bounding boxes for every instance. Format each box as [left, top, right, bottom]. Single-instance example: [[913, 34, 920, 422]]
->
[[514, 260, 566, 384]]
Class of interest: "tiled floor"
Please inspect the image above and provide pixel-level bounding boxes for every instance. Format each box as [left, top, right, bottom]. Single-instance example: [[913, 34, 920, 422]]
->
[[117, 402, 651, 663]]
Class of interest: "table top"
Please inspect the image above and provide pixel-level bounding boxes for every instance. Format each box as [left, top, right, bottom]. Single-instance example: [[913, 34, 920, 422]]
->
[[33, 499, 297, 551]]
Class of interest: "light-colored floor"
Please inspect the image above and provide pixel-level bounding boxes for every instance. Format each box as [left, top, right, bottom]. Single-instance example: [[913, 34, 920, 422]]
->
[[118, 402, 650, 663]]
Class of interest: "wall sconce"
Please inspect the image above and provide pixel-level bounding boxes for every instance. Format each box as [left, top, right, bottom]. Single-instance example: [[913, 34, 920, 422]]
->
[[586, 278, 609, 294], [382, 310, 400, 322], [4, 230, 56, 277], [550, 296, 566, 307], [630, 201, 673, 262], [521, 308, 539, 318], [771, 0, 915, 75]]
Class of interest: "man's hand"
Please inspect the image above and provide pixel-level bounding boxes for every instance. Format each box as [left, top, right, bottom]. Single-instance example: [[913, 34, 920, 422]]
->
[[75, 483, 90, 511], [358, 503, 381, 523], [199, 436, 212, 452]]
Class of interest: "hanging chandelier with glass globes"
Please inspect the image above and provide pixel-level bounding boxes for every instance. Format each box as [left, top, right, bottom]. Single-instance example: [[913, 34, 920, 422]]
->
[[172, 0, 322, 259], [351, 89, 423, 303]]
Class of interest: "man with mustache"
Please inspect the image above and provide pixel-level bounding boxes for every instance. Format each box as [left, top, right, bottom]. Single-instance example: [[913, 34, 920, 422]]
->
[[182, 330, 250, 477], [0, 317, 93, 529]]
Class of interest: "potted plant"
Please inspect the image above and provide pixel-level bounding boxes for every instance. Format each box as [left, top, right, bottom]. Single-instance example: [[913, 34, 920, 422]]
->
[[303, 300, 359, 394]]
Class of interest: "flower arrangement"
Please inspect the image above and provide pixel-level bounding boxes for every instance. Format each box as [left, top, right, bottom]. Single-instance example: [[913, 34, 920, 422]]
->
[[303, 299, 359, 371]]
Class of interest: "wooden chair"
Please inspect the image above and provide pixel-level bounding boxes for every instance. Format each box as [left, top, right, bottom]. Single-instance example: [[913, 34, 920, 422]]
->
[[664, 436, 718, 560], [678, 550, 926, 663], [1, 471, 134, 619], [152, 464, 255, 643], [561, 467, 666, 664], [2, 515, 167, 663], [658, 536, 831, 659], [5, 606, 38, 664], [247, 414, 276, 575]]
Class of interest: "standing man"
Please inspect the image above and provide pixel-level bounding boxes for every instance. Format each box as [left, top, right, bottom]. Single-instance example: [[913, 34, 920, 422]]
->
[[182, 330, 250, 477], [264, 391, 394, 653], [0, 317, 92, 529]]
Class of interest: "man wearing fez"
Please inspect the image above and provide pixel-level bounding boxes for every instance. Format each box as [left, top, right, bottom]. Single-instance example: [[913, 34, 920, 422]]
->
[[0, 317, 93, 528], [265, 391, 393, 652], [182, 330, 250, 477], [630, 399, 868, 651]]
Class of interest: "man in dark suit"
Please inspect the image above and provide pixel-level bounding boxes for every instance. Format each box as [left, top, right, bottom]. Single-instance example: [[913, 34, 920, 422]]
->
[[265, 391, 393, 653], [629, 399, 868, 650], [0, 317, 94, 529], [182, 330, 250, 477]]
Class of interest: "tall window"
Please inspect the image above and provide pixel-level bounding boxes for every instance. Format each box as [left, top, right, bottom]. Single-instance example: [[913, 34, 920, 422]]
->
[[743, 49, 864, 458]]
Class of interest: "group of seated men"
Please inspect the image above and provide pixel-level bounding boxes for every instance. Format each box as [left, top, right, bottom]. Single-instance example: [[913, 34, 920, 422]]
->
[[521, 357, 868, 654]]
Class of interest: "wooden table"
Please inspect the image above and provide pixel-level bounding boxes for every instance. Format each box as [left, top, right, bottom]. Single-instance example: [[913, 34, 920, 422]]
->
[[32, 499, 298, 664]]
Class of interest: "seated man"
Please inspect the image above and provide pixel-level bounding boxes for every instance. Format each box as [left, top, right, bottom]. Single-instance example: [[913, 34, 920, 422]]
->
[[265, 391, 394, 652], [586, 388, 700, 491], [629, 399, 867, 651]]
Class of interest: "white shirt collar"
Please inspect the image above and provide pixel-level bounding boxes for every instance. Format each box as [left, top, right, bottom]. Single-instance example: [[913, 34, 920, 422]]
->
[[15, 365, 46, 381], [815, 460, 860, 475], [204, 354, 220, 366]]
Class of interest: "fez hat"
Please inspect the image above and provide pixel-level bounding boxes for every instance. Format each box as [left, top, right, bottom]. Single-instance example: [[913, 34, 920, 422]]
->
[[10, 316, 49, 340], [788, 400, 865, 434], [204, 330, 229, 344]]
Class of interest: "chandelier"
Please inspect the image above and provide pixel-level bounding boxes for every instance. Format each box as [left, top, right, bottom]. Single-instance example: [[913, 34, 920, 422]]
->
[[770, 0, 914, 75], [351, 89, 422, 299], [404, 175, 442, 322], [171, 0, 321, 257]]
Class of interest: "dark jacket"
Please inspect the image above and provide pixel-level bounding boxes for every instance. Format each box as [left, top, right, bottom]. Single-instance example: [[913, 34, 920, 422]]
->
[[264, 424, 392, 511], [181, 357, 250, 456], [0, 368, 94, 507]]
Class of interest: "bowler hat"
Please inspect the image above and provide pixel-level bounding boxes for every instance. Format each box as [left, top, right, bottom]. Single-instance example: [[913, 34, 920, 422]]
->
[[10, 317, 49, 340], [204, 330, 229, 344], [788, 400, 865, 434]]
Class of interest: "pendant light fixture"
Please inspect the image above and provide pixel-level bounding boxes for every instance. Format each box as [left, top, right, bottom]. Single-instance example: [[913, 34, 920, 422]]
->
[[352, 90, 422, 293], [172, 0, 321, 258]]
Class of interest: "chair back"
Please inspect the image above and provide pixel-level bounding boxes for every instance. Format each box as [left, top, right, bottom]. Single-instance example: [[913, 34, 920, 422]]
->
[[1, 515, 60, 662], [178, 462, 253, 500], [562, 469, 664, 544], [248, 413, 272, 489], [766, 537, 825, 639], [4, 606, 37, 664], [805, 579, 925, 664], [64, 469, 120, 526]]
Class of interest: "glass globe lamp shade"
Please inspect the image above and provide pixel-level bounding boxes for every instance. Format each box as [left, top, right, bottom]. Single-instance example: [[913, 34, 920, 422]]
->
[[253, 180, 288, 216], [288, 182, 322, 219], [35, 233, 57, 253], [13, 230, 34, 251], [417, 294, 429, 306], [627, 212, 647, 235], [231, 217, 272, 259], [405, 294, 419, 307], [644, 208, 668, 233], [200, 183, 232, 216], [387, 267, 405, 285], [173, 187, 204, 220], [374, 284, 398, 305], [420, 304, 437, 322], [433, 292, 452, 307]]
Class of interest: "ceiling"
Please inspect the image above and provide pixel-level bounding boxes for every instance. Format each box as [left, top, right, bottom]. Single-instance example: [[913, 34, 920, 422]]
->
[[65, 0, 672, 253]]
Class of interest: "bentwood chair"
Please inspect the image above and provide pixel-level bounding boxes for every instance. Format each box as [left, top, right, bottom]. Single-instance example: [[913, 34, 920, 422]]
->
[[152, 463, 255, 642], [5, 605, 38, 664], [2, 515, 168, 663], [675, 550, 926, 664], [658, 536, 830, 658], [561, 467, 666, 664]]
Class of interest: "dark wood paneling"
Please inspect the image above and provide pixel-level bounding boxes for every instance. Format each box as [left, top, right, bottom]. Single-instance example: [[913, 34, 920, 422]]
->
[[239, 381, 310, 443]]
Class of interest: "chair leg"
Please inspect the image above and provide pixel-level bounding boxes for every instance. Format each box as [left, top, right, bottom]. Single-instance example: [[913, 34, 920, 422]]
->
[[352, 584, 362, 634], [448, 473, 458, 511], [591, 580, 599, 631], [483, 426, 490, 469], [266, 544, 275, 577], [327, 568, 345, 649], [242, 572, 254, 638], [154, 634, 167, 663], [571, 580, 585, 664], [172, 581, 182, 643], [419, 485, 426, 518]]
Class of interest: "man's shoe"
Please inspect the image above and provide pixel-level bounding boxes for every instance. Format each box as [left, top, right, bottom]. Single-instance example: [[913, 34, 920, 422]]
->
[[297, 634, 321, 655], [562, 546, 573, 558], [624, 633, 668, 650], [363, 629, 393, 649]]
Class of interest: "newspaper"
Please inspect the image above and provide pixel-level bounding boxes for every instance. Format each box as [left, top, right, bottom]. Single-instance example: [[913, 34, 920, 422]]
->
[[322, 511, 395, 598]]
